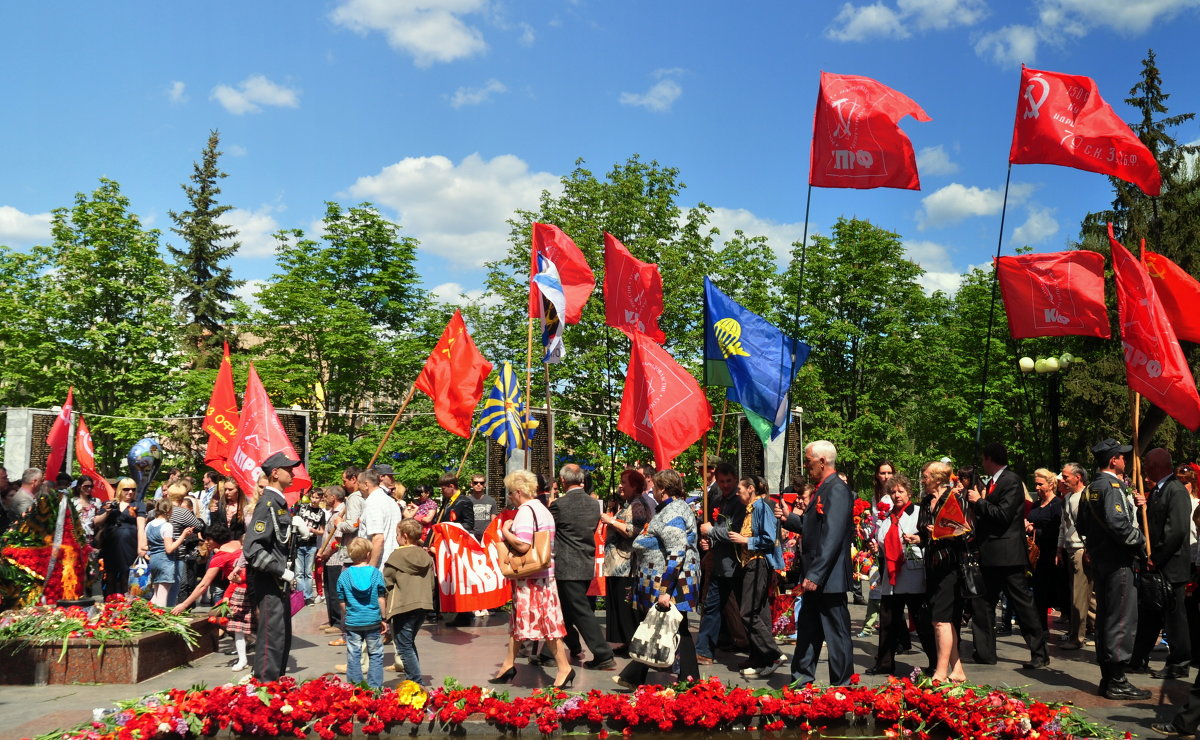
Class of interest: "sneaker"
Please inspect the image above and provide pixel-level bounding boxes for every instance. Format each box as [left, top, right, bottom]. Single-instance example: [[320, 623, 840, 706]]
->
[[741, 664, 778, 678], [315, 595, 325, 604], [856, 628, 874, 638], [612, 675, 636, 691], [1151, 721, 1196, 738], [334, 664, 347, 673]]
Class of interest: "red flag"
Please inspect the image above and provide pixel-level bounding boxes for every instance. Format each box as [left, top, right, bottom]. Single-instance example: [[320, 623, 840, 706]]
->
[[1144, 251, 1200, 344], [44, 387, 74, 479], [529, 223, 594, 324], [229, 364, 311, 505], [995, 251, 1111, 339], [932, 492, 971, 540], [617, 332, 713, 469], [74, 416, 113, 501], [603, 233, 666, 343], [1109, 224, 1200, 431], [203, 342, 239, 475], [1010, 66, 1162, 197], [414, 310, 494, 438], [809, 71, 931, 190]]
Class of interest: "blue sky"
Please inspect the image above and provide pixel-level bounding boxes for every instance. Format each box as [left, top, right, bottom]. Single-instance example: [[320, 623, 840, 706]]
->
[[2, 0, 1198, 305]]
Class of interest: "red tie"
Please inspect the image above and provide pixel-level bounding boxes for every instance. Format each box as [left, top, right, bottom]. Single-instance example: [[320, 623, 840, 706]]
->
[[987, 479, 996, 495]]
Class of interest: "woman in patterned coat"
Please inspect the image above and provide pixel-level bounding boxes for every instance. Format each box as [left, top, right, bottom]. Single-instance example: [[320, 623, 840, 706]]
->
[[613, 469, 701, 688]]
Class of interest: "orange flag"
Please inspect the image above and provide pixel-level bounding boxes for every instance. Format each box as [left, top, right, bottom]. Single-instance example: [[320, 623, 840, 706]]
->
[[229, 364, 311, 505], [203, 342, 239, 475], [44, 387, 74, 479], [932, 492, 971, 540], [414, 310, 494, 438], [74, 416, 114, 501]]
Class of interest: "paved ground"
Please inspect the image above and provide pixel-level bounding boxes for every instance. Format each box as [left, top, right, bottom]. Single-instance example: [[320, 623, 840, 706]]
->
[[1, 601, 1192, 738]]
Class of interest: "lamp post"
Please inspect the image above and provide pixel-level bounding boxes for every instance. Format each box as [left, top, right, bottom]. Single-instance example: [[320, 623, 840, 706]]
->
[[1018, 353, 1079, 471]]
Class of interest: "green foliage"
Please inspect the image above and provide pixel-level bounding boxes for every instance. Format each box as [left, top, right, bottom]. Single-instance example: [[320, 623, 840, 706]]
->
[[168, 130, 244, 369]]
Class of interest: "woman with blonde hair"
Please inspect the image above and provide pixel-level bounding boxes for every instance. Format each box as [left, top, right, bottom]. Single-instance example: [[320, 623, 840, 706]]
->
[[489, 469, 574, 689], [1026, 468, 1063, 632], [93, 477, 147, 596], [919, 460, 969, 683]]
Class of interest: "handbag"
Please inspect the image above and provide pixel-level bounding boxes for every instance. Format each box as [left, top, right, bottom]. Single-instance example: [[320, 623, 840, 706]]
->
[[958, 547, 985, 600], [289, 588, 307, 616], [628, 603, 683, 668], [1026, 535, 1040, 569], [128, 556, 150, 597], [498, 506, 552, 579], [1139, 569, 1175, 611]]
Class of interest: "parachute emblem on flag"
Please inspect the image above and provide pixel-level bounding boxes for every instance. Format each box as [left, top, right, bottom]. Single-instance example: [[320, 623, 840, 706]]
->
[[713, 318, 751, 358], [477, 362, 538, 453]]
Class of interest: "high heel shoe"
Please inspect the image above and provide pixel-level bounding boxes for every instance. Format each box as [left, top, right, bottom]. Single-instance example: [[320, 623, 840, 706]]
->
[[488, 666, 517, 684], [552, 668, 576, 690]]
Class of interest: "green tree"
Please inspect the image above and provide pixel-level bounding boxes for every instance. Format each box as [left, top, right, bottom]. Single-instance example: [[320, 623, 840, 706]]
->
[[0, 247, 55, 405], [168, 130, 244, 368], [36, 179, 181, 473], [252, 202, 425, 440]]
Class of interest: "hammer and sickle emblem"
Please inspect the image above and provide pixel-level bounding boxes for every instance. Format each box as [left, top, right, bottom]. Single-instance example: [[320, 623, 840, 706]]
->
[[1023, 75, 1050, 119]]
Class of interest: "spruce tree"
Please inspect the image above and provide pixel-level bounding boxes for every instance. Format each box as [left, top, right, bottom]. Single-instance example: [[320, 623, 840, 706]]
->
[[168, 130, 244, 368]]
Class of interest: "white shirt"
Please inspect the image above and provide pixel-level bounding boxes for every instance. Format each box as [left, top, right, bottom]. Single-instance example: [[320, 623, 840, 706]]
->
[[358, 487, 401, 566]]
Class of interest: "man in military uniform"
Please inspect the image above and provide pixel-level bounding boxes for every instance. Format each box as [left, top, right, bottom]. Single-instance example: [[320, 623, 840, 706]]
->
[[1078, 438, 1150, 701], [245, 451, 301, 681]]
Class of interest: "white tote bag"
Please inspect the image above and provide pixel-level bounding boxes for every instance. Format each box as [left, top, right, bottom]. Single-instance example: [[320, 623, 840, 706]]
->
[[628, 603, 683, 668]]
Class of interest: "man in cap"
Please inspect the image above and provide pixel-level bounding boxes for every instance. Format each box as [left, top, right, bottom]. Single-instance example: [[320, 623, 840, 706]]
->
[[245, 451, 301, 681], [373, 463, 397, 497], [1077, 438, 1150, 700]]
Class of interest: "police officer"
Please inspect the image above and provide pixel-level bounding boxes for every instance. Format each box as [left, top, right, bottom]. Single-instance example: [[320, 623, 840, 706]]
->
[[245, 451, 300, 681], [1077, 438, 1150, 701]]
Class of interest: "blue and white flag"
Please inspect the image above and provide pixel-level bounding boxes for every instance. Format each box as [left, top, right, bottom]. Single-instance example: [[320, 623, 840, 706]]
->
[[533, 252, 566, 364], [477, 362, 539, 453]]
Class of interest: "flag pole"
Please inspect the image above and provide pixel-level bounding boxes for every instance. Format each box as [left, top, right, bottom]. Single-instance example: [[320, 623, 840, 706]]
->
[[702, 282, 710, 522], [715, 397, 730, 461], [782, 184, 814, 498], [525, 317, 534, 469], [456, 427, 478, 479], [544, 362, 555, 480], [606, 325, 617, 499], [1130, 389, 1152, 558], [369, 382, 417, 469], [973, 163, 1014, 455]]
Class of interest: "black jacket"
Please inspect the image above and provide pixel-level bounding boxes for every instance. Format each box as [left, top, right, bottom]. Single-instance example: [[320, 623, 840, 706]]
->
[[1078, 471, 1145, 572], [1146, 474, 1192, 583], [972, 467, 1028, 568], [799, 473, 853, 592], [434, 492, 475, 533], [549, 488, 601, 581]]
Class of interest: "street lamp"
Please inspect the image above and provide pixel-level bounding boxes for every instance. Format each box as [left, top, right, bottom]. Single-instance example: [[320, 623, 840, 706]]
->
[[1018, 353, 1079, 470]]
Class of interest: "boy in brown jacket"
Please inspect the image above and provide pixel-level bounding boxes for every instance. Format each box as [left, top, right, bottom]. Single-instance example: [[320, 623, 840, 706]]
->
[[383, 518, 434, 686]]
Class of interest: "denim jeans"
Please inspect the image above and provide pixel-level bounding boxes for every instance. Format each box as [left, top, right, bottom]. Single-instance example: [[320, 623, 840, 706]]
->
[[391, 609, 426, 684], [166, 555, 186, 607], [295, 545, 317, 601], [345, 627, 384, 689]]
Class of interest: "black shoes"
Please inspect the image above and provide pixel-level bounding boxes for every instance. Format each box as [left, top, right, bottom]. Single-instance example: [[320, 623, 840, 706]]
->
[[1128, 661, 1151, 674], [1021, 658, 1050, 670], [488, 666, 517, 685], [1103, 679, 1152, 700], [1151, 664, 1191, 680], [552, 668, 576, 689], [584, 657, 617, 670], [864, 665, 892, 676], [1151, 721, 1196, 738]]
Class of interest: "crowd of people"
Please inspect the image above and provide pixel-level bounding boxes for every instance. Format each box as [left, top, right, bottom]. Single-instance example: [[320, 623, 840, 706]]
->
[[9, 435, 1200, 736]]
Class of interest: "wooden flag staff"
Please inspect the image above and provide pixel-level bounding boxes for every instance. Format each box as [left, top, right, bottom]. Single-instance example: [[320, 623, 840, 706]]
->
[[1130, 389, 1152, 558], [456, 427, 479, 478], [368, 383, 417, 469], [525, 317, 535, 469]]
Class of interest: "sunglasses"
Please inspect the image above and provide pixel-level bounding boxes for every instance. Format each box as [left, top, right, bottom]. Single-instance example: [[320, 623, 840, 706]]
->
[[472, 481, 485, 485], [118, 488, 135, 492]]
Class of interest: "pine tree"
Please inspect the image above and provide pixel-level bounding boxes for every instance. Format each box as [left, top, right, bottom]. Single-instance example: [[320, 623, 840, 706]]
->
[[168, 130, 244, 368]]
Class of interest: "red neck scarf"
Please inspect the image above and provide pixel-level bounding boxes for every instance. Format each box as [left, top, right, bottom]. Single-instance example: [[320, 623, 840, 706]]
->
[[884, 504, 906, 586]]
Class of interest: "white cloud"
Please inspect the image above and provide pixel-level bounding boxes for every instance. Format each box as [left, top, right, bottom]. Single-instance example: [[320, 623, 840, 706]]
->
[[429, 281, 501, 308], [0, 206, 52, 246], [974, 24, 1040, 66], [1011, 205, 1059, 245], [217, 205, 284, 257], [226, 144, 247, 157], [345, 153, 561, 267], [450, 78, 508, 108], [905, 239, 965, 294], [916, 145, 960, 176], [707, 207, 810, 264], [1038, 0, 1199, 35], [826, 0, 985, 40], [330, 0, 488, 67], [232, 279, 267, 312], [619, 79, 682, 113], [517, 22, 535, 46], [166, 81, 187, 103], [210, 75, 300, 115], [917, 182, 1036, 229]]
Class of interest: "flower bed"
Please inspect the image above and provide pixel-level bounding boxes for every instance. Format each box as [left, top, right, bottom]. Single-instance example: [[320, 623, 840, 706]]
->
[[39, 674, 1126, 740]]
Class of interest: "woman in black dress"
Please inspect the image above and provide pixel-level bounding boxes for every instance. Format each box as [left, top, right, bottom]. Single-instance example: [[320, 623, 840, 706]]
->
[[919, 461, 973, 683], [92, 478, 146, 596], [1026, 468, 1063, 631]]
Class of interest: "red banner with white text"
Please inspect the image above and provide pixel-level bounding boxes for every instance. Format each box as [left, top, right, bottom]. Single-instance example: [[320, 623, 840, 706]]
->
[[430, 521, 511, 612]]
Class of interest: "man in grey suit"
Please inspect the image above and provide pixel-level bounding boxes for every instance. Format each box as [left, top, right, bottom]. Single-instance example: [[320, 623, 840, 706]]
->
[[548, 463, 616, 670], [788, 440, 854, 686]]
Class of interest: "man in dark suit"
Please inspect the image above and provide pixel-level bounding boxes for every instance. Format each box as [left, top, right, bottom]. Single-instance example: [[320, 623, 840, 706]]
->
[[1130, 447, 1193, 678], [548, 463, 616, 670], [966, 441, 1049, 669], [789, 440, 854, 686]]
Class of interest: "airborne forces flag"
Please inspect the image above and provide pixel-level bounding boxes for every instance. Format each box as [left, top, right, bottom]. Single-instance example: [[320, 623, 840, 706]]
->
[[477, 362, 539, 453]]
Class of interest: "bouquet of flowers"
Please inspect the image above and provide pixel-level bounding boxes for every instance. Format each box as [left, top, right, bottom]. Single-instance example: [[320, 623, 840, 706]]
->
[[0, 593, 197, 660]]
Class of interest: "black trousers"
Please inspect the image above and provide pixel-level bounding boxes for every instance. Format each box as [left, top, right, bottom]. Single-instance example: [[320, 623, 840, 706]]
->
[[737, 559, 782, 667], [618, 611, 699, 684], [323, 563, 344, 630], [1131, 580, 1191, 669], [969, 564, 1048, 664], [605, 576, 638, 644], [249, 571, 292, 681], [1169, 670, 1200, 733], [874, 592, 935, 673], [557, 579, 614, 663], [791, 591, 853, 686], [1094, 564, 1138, 684]]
